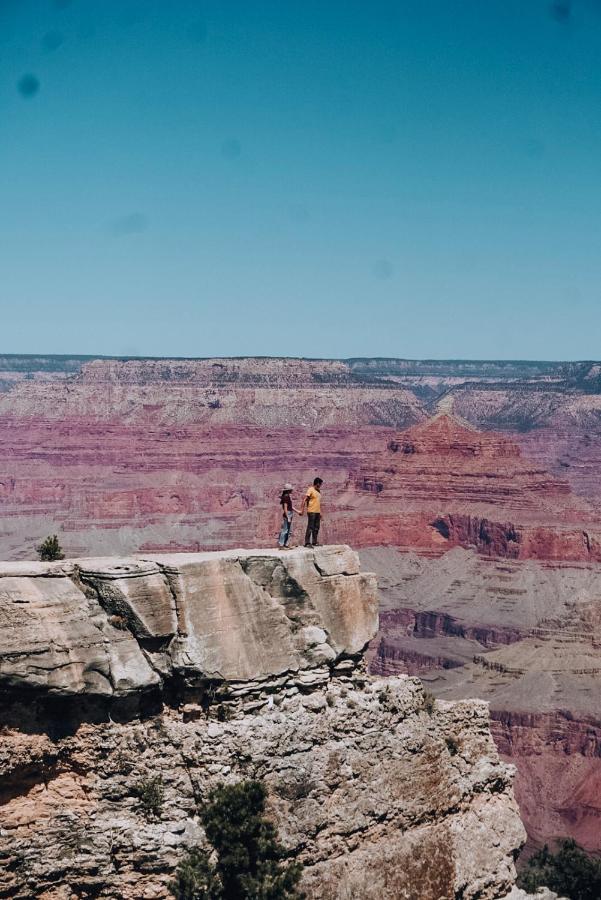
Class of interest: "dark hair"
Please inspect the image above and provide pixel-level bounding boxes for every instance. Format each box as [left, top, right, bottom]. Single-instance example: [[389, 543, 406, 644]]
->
[[280, 489, 292, 505], [313, 477, 323, 486]]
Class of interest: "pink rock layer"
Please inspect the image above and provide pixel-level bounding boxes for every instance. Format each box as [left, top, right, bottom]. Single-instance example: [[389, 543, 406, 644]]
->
[[0, 413, 599, 564]]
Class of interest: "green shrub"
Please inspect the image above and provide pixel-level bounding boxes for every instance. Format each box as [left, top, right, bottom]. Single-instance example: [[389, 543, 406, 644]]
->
[[169, 848, 221, 900], [37, 534, 65, 561], [133, 775, 164, 820], [518, 838, 601, 900], [377, 687, 390, 705], [170, 780, 303, 899]]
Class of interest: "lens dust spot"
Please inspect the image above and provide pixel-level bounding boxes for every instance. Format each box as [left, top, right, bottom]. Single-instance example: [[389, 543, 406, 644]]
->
[[372, 259, 393, 280], [17, 74, 40, 98], [120, 8, 146, 28], [381, 125, 397, 144], [109, 213, 149, 236], [288, 204, 310, 223], [525, 138, 545, 160], [549, 0, 571, 22], [42, 31, 64, 52], [221, 138, 242, 160]]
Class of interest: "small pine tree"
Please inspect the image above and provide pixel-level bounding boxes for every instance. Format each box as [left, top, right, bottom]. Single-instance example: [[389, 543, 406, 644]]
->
[[169, 847, 221, 900], [518, 838, 601, 900], [133, 775, 165, 820], [170, 780, 303, 900], [37, 534, 65, 562]]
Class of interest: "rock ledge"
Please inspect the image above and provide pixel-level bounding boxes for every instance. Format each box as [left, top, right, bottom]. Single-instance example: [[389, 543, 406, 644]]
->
[[0, 547, 529, 899]]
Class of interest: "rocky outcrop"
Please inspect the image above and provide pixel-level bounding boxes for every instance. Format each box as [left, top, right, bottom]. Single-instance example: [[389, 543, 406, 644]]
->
[[349, 414, 601, 559], [0, 546, 375, 700], [0, 546, 528, 899]]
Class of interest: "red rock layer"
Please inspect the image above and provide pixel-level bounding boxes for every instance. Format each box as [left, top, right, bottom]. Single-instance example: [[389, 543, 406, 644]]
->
[[348, 415, 601, 560], [1, 410, 600, 562], [492, 713, 601, 855]]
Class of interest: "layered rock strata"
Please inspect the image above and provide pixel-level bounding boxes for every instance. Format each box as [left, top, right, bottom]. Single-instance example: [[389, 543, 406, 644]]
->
[[0, 546, 528, 899], [2, 354, 601, 870], [1, 356, 600, 563], [1, 413, 599, 564], [349, 414, 601, 560], [364, 545, 601, 854]]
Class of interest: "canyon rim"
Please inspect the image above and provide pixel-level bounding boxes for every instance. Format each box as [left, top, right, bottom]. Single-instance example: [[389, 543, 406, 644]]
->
[[0, 355, 600, 896]]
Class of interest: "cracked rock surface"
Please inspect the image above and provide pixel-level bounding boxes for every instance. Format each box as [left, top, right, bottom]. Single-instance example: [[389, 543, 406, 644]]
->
[[0, 546, 528, 899], [0, 546, 377, 695]]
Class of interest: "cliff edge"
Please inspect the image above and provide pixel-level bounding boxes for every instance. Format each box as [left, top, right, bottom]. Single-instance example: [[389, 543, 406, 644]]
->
[[0, 546, 528, 899]]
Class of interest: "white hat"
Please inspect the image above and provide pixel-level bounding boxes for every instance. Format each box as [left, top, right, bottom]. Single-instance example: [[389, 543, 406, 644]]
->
[[283, 483, 293, 491]]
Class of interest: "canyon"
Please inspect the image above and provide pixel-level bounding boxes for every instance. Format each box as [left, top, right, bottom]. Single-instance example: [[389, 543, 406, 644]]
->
[[0, 546, 529, 899], [364, 546, 601, 856], [1, 355, 600, 863]]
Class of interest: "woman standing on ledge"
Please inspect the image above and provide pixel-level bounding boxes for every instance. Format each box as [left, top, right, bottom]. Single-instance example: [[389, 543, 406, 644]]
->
[[277, 484, 302, 549]]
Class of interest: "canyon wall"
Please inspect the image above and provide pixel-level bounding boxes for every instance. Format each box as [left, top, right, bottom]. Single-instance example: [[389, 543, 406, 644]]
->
[[0, 546, 527, 900], [364, 546, 601, 856], [1, 356, 600, 563], [1, 354, 600, 861]]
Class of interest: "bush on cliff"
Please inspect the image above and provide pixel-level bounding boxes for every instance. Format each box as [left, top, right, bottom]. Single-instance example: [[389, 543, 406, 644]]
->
[[518, 838, 601, 900], [170, 847, 221, 900], [133, 774, 165, 820], [170, 780, 303, 900], [37, 534, 65, 561]]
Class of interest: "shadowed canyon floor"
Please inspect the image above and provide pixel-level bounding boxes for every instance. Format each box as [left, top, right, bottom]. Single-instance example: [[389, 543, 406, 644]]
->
[[1, 355, 600, 860]]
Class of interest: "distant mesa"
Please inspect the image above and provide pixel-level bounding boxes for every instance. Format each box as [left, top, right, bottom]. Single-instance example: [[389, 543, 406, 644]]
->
[[403, 411, 479, 438]]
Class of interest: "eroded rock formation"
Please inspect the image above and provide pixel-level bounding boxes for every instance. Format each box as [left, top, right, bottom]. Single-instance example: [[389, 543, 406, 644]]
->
[[0, 546, 528, 899], [1, 356, 600, 562], [364, 545, 601, 855], [1, 355, 601, 867]]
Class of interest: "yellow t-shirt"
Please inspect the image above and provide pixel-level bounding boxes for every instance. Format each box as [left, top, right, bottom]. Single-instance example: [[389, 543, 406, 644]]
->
[[306, 486, 321, 514]]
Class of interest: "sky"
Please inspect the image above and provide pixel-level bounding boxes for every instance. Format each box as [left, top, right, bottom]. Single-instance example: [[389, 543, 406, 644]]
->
[[1, 0, 601, 360]]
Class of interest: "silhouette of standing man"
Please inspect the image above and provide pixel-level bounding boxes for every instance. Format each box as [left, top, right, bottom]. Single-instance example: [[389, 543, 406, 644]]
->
[[301, 477, 323, 547]]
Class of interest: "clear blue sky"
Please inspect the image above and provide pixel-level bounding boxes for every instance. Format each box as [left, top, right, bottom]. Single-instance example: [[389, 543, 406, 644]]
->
[[1, 0, 600, 359]]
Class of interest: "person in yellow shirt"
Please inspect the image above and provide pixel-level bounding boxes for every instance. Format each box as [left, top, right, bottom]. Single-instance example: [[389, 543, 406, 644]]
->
[[301, 477, 323, 547]]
